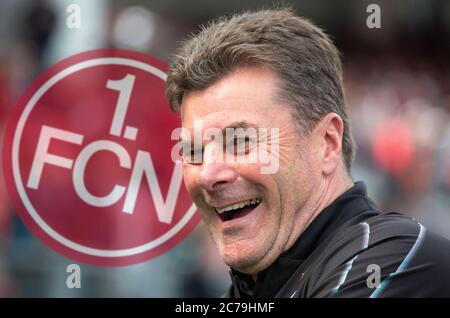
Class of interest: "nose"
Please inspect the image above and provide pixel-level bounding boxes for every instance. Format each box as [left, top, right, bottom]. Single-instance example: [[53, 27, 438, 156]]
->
[[197, 162, 238, 192]]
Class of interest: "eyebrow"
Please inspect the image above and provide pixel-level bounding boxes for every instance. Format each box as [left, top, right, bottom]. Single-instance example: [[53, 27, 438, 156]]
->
[[179, 120, 255, 146], [221, 120, 252, 134]]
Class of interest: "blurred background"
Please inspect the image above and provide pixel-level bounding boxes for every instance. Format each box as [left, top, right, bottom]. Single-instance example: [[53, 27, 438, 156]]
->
[[0, 0, 449, 297]]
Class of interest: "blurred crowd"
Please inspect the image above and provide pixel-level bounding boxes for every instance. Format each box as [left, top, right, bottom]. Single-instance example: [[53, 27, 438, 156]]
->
[[0, 0, 449, 297], [346, 54, 450, 238]]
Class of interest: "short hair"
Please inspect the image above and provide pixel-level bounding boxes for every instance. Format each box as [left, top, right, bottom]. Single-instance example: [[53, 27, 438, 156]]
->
[[166, 8, 355, 171]]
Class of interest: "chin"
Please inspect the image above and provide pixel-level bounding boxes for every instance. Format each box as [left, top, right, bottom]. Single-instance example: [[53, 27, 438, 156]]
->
[[219, 241, 268, 274]]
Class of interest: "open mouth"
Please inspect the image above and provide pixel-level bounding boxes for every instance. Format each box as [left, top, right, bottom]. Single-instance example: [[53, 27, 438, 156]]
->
[[215, 198, 262, 222]]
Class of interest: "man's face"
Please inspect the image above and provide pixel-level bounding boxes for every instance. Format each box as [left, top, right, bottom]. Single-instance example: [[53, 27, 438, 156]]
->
[[180, 67, 322, 274]]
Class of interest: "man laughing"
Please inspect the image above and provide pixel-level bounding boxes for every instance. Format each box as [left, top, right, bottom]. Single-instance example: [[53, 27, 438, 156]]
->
[[165, 8, 450, 297]]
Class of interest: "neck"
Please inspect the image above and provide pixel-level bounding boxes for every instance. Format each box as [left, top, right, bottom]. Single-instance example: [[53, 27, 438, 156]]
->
[[286, 168, 353, 252]]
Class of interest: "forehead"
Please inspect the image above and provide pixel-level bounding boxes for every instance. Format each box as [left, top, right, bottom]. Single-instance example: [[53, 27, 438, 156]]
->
[[180, 67, 282, 129]]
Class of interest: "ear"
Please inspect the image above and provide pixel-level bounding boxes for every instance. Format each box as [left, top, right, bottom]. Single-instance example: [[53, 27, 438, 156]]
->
[[315, 113, 344, 175]]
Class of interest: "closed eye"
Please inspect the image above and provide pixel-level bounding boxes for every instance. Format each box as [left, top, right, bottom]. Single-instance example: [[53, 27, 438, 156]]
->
[[226, 136, 253, 155], [180, 145, 203, 164]]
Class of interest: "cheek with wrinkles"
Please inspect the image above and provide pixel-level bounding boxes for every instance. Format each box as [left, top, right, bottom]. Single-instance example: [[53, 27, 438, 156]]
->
[[182, 170, 202, 201]]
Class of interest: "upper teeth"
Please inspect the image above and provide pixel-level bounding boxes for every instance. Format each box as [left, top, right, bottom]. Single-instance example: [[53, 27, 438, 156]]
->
[[216, 198, 261, 214]]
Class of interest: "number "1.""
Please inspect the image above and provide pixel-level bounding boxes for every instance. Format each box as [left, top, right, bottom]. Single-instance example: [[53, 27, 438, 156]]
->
[[106, 74, 138, 140]]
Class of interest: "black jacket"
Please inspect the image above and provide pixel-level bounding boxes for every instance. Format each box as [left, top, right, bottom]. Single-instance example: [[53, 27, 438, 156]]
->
[[226, 182, 450, 297]]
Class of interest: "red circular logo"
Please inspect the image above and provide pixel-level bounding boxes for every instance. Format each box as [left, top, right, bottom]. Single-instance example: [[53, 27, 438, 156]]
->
[[2, 49, 200, 266]]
